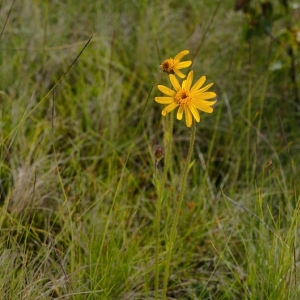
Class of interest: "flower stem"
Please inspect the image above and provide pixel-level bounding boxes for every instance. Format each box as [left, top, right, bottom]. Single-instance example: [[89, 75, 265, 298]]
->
[[162, 120, 196, 299], [155, 112, 173, 300]]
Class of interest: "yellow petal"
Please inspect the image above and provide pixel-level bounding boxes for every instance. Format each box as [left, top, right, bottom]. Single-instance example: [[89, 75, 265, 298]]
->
[[173, 50, 189, 63], [185, 71, 193, 90], [197, 82, 214, 93], [189, 104, 200, 122], [162, 103, 179, 116], [177, 105, 184, 120], [193, 92, 217, 99], [177, 61, 192, 69], [193, 100, 216, 113], [169, 74, 181, 91], [173, 68, 186, 78], [190, 76, 206, 93], [158, 85, 176, 96], [155, 97, 174, 104], [184, 106, 193, 127]]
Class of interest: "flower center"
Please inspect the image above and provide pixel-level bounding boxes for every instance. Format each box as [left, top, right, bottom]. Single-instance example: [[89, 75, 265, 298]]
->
[[175, 89, 191, 104], [160, 59, 175, 74]]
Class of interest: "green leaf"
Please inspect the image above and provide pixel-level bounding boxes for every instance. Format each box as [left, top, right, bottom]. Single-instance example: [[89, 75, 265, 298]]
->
[[188, 160, 196, 171]]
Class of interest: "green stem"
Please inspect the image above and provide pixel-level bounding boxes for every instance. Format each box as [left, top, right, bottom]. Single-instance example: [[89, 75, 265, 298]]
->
[[162, 120, 196, 299], [155, 112, 173, 299], [163, 111, 174, 185]]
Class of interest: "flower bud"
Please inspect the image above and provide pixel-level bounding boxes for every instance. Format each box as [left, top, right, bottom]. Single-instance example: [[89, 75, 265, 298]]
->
[[154, 147, 164, 160]]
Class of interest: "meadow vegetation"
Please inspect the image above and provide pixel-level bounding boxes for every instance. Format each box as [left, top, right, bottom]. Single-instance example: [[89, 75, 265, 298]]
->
[[0, 0, 300, 299]]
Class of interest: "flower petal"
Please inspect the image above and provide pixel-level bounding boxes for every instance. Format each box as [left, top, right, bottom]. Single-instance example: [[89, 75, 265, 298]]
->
[[158, 85, 176, 96], [184, 106, 193, 127], [197, 83, 214, 93], [184, 71, 193, 90], [189, 104, 200, 122], [169, 74, 181, 91], [155, 97, 174, 104], [190, 76, 206, 93], [177, 105, 184, 120], [173, 50, 189, 63], [193, 100, 217, 113], [173, 68, 186, 78], [162, 103, 179, 116], [177, 61, 192, 69], [193, 91, 217, 99]]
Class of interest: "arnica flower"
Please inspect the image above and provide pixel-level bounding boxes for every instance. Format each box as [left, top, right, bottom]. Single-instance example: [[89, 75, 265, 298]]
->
[[155, 71, 217, 127], [160, 50, 192, 78]]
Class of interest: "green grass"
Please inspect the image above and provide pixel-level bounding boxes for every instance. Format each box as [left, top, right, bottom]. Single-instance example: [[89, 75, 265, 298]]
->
[[1, 0, 300, 299]]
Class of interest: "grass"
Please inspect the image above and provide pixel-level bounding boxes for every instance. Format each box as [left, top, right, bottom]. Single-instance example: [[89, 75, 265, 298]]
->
[[1, 0, 300, 299]]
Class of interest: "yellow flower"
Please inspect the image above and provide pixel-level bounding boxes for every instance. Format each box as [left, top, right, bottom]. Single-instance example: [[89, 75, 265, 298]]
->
[[160, 50, 192, 78], [155, 71, 217, 127]]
